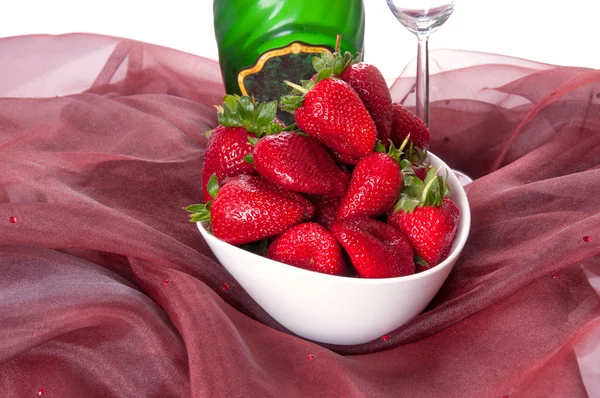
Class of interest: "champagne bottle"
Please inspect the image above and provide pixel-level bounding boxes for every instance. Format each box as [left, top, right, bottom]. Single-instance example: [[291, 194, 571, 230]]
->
[[213, 0, 365, 113]]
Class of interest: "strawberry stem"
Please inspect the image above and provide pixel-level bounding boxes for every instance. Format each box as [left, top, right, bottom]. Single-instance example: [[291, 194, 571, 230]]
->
[[421, 172, 438, 203], [335, 34, 342, 54], [398, 134, 411, 153], [284, 80, 308, 95]]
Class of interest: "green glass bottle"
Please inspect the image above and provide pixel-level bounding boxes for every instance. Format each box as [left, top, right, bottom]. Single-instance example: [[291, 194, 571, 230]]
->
[[213, 0, 365, 109]]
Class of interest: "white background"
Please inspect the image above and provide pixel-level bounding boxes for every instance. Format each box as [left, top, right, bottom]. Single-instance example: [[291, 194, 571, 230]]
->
[[1, 0, 599, 80]]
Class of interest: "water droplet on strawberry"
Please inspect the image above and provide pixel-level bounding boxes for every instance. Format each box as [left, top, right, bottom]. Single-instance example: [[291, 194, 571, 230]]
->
[[583, 236, 590, 242], [307, 354, 315, 360], [37, 389, 46, 396], [221, 283, 229, 291], [162, 279, 169, 285], [381, 335, 390, 342], [9, 216, 17, 224], [552, 273, 558, 279]]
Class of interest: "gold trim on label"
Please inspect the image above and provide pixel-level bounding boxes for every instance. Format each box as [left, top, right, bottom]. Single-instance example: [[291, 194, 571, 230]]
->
[[238, 42, 331, 96]]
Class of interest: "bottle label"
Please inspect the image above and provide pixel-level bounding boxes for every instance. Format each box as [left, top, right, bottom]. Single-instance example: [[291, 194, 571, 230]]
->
[[237, 42, 332, 105]]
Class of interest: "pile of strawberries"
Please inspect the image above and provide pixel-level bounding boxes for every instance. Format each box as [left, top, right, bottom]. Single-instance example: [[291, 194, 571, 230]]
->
[[187, 38, 460, 279]]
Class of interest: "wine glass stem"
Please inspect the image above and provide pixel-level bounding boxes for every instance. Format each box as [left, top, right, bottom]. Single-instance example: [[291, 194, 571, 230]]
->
[[416, 36, 430, 127]]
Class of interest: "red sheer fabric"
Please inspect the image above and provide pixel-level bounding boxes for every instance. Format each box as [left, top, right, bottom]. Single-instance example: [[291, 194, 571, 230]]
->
[[1, 34, 599, 397]]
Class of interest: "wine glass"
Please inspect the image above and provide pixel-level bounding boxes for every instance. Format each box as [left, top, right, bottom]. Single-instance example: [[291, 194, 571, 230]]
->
[[386, 0, 455, 127], [386, 0, 473, 186]]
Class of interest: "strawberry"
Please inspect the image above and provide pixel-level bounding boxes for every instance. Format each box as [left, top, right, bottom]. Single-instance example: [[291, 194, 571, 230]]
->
[[390, 102, 430, 150], [251, 131, 348, 195], [336, 143, 408, 220], [186, 174, 314, 245], [341, 63, 392, 145], [202, 126, 257, 201], [331, 216, 414, 278], [312, 36, 393, 145], [201, 95, 282, 201], [308, 195, 342, 230], [329, 148, 361, 166], [266, 222, 347, 276], [387, 167, 459, 269], [280, 75, 377, 159]]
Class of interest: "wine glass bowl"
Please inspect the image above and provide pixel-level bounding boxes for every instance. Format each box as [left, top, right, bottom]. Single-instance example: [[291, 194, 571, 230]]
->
[[387, 1, 455, 37]]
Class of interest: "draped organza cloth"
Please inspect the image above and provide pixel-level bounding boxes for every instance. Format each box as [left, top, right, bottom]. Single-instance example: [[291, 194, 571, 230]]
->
[[1, 34, 599, 397]]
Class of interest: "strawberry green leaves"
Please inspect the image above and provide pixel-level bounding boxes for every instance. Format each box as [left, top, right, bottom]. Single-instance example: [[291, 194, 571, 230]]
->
[[374, 136, 409, 163], [312, 50, 355, 76], [404, 140, 428, 165], [186, 174, 219, 224], [243, 153, 254, 165], [280, 83, 306, 114], [186, 204, 211, 223], [255, 100, 278, 127], [238, 239, 270, 257], [216, 94, 282, 137], [206, 174, 219, 199], [312, 34, 360, 76], [311, 53, 331, 74], [281, 35, 361, 115], [247, 136, 260, 146], [394, 167, 451, 213], [374, 140, 387, 153], [280, 75, 325, 114]]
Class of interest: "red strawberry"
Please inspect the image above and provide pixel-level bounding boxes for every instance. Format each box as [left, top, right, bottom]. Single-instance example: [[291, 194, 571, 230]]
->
[[390, 102, 430, 150], [187, 175, 314, 245], [336, 150, 403, 220], [252, 131, 348, 195], [308, 195, 342, 230], [329, 148, 361, 166], [312, 36, 393, 145], [331, 217, 414, 278], [201, 95, 283, 202], [202, 126, 257, 201], [387, 167, 459, 268], [341, 63, 392, 145], [280, 77, 377, 159], [388, 197, 459, 268], [266, 222, 347, 276]]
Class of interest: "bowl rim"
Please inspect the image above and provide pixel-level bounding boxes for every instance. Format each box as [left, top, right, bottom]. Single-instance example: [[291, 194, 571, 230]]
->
[[198, 151, 471, 285]]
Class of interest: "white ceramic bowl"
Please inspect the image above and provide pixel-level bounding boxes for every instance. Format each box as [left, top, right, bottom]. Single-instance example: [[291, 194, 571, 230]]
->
[[197, 152, 471, 345]]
